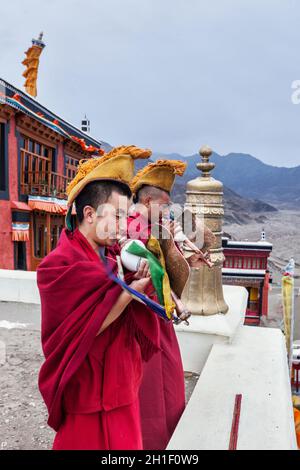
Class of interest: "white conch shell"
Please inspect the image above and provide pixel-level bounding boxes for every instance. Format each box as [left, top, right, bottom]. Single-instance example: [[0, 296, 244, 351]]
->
[[120, 239, 146, 272]]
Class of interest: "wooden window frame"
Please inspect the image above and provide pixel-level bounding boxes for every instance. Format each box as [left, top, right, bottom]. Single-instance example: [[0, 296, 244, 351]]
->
[[0, 122, 9, 200], [20, 135, 55, 197]]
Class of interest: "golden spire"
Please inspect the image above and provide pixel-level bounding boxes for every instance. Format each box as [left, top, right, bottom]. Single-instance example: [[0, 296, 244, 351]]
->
[[182, 145, 229, 316], [22, 32, 46, 98]]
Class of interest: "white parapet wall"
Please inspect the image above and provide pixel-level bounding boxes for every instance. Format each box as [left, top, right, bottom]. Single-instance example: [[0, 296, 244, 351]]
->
[[169, 326, 297, 450], [0, 269, 40, 304], [175, 285, 248, 374]]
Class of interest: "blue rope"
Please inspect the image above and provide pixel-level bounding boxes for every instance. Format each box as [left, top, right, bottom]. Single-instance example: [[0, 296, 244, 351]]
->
[[99, 249, 170, 322]]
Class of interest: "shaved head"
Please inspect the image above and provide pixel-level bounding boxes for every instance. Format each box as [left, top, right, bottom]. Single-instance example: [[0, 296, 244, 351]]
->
[[135, 185, 169, 203], [134, 184, 171, 222]]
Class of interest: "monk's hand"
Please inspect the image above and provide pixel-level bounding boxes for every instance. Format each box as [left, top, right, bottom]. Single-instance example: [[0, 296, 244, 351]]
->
[[134, 259, 150, 279], [129, 277, 151, 293], [187, 251, 211, 268]]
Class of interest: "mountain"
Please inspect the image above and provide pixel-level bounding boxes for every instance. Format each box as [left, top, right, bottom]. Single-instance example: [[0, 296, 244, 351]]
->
[[101, 147, 284, 221], [152, 151, 300, 209], [212, 153, 300, 208], [222, 186, 277, 225]]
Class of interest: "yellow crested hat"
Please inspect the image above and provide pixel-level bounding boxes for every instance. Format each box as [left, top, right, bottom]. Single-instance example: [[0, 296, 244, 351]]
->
[[131, 159, 187, 194], [66, 145, 152, 206]]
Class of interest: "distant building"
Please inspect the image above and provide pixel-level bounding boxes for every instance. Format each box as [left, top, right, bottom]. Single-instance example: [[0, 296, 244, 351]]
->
[[0, 79, 104, 271], [222, 232, 273, 326]]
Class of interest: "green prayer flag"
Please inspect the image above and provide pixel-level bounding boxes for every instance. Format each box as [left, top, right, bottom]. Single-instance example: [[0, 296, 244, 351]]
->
[[126, 241, 165, 305]]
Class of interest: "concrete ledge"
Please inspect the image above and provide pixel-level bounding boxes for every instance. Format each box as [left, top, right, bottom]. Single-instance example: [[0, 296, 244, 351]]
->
[[0, 270, 40, 304], [175, 285, 248, 374], [168, 326, 297, 450]]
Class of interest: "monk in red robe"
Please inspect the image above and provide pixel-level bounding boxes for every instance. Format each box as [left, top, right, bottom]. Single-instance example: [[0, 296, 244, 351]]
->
[[128, 160, 216, 450], [38, 147, 159, 450]]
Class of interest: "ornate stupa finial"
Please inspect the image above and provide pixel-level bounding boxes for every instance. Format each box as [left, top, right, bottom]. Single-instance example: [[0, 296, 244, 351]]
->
[[197, 145, 215, 177]]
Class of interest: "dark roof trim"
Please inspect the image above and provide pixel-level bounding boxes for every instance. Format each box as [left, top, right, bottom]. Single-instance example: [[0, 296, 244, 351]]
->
[[0, 78, 103, 150], [222, 272, 265, 279], [222, 241, 273, 251]]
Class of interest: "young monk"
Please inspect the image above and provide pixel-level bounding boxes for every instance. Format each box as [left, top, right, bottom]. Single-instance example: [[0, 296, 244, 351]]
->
[[37, 146, 160, 450]]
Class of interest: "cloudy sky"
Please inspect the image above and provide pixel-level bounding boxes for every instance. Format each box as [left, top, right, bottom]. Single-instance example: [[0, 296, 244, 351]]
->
[[1, 0, 300, 166]]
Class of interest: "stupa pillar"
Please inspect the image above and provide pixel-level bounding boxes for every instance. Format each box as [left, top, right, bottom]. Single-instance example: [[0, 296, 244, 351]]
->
[[182, 145, 229, 315]]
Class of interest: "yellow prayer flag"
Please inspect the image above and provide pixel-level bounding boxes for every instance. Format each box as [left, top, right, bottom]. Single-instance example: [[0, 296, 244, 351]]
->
[[22, 33, 45, 98]]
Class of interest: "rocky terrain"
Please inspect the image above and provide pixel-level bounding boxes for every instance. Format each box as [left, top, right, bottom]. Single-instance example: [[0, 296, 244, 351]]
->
[[224, 209, 300, 268]]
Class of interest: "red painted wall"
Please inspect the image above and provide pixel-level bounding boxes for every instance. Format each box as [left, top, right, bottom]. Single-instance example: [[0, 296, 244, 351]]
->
[[0, 114, 85, 271], [223, 248, 271, 270], [0, 200, 14, 269], [8, 116, 19, 201], [0, 116, 19, 269], [224, 248, 271, 258], [261, 271, 270, 316], [57, 142, 65, 175]]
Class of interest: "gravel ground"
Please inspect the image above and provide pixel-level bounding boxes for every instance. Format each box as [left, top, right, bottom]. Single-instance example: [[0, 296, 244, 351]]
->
[[0, 328, 54, 450], [0, 326, 199, 451], [225, 209, 300, 340]]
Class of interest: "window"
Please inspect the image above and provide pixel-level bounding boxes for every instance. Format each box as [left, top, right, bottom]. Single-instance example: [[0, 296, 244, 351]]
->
[[33, 212, 47, 259], [50, 215, 64, 251], [20, 136, 55, 196], [252, 258, 258, 269], [14, 242, 27, 270], [224, 257, 235, 268], [33, 212, 64, 259], [234, 257, 243, 269], [0, 123, 8, 194], [65, 155, 80, 181]]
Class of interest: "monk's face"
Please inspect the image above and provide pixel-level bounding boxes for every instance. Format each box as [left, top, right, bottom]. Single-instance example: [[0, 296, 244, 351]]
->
[[143, 190, 171, 222], [94, 191, 131, 246], [80, 191, 131, 247]]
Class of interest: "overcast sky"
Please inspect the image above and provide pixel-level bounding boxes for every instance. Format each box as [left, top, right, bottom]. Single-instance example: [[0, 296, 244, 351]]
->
[[1, 0, 300, 167]]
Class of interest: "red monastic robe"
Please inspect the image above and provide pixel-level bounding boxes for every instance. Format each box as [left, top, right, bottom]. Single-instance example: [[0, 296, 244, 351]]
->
[[127, 213, 186, 450], [37, 228, 160, 450]]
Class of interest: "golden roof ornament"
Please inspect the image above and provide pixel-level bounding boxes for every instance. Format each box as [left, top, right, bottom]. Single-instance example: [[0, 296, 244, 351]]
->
[[22, 32, 46, 98]]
